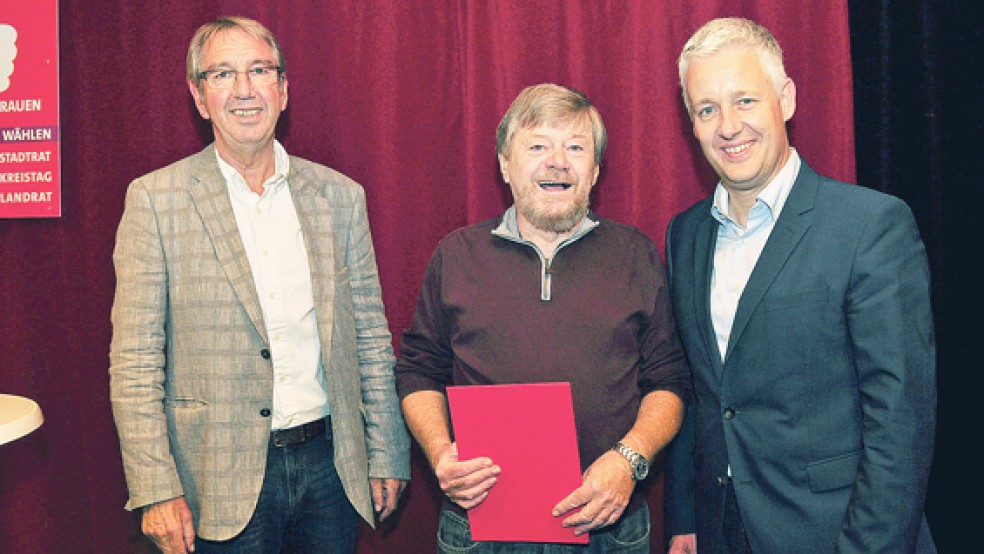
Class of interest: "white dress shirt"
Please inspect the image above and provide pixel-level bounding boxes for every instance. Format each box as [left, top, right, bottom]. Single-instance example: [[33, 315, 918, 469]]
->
[[217, 142, 329, 430], [710, 149, 801, 361]]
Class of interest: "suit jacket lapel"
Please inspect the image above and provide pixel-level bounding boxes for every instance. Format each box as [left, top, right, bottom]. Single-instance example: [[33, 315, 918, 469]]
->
[[187, 145, 269, 345], [694, 213, 725, 376], [725, 163, 819, 361], [287, 160, 336, 362]]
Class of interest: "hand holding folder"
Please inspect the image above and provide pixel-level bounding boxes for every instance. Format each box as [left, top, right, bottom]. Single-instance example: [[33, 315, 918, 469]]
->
[[446, 382, 589, 544]]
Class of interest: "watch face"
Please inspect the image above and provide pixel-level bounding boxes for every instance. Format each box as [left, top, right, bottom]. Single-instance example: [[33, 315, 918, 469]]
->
[[634, 463, 649, 480]]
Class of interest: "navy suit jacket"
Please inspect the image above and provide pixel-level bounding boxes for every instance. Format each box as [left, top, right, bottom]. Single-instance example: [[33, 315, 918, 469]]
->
[[665, 161, 936, 553]]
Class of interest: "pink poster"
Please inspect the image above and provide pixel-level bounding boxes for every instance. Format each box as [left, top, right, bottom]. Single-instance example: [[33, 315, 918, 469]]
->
[[0, 0, 60, 218]]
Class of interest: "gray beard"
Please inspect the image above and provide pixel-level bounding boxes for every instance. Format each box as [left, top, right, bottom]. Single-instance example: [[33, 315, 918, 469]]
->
[[519, 196, 590, 234]]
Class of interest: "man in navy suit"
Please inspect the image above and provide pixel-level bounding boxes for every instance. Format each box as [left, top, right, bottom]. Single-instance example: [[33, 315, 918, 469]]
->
[[664, 17, 937, 553]]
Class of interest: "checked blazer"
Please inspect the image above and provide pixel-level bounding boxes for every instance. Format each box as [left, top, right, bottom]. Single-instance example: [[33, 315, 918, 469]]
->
[[109, 145, 409, 541]]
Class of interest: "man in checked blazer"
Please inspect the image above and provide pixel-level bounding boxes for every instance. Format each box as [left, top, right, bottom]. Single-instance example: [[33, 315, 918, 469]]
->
[[109, 17, 409, 553], [664, 18, 936, 553]]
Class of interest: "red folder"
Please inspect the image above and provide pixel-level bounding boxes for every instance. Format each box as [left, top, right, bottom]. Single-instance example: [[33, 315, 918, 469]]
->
[[446, 382, 588, 544]]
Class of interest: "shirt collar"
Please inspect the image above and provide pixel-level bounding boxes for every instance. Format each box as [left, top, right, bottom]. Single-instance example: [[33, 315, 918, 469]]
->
[[711, 148, 801, 229], [215, 140, 290, 195], [492, 205, 599, 243]]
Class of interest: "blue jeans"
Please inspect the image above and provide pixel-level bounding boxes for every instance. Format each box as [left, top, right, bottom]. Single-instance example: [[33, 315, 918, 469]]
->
[[437, 504, 650, 554], [196, 426, 357, 553]]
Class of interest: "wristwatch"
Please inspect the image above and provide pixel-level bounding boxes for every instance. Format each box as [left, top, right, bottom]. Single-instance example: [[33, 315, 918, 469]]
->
[[613, 441, 650, 480]]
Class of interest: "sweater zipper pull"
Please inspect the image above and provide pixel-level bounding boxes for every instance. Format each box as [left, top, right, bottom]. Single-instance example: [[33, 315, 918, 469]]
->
[[541, 257, 552, 302]]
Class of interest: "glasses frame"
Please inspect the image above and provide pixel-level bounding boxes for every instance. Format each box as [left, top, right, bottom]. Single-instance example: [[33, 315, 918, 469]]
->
[[197, 65, 284, 89]]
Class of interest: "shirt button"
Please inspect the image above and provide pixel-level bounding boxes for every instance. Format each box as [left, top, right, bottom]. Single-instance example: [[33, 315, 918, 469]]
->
[[260, 348, 271, 359], [723, 407, 736, 419], [260, 408, 271, 417]]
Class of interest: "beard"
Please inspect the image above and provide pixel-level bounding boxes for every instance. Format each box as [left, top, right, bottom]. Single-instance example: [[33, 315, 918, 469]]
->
[[516, 190, 591, 234]]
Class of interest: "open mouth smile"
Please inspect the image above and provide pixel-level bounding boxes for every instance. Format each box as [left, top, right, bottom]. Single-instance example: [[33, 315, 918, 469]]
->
[[723, 143, 752, 156], [537, 180, 573, 191]]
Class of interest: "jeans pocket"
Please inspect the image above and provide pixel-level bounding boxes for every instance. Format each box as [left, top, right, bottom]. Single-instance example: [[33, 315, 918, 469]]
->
[[437, 510, 482, 553], [597, 504, 651, 552]]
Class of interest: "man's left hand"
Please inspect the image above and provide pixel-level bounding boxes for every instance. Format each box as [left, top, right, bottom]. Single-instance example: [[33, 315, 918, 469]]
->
[[552, 450, 635, 535], [370, 478, 407, 522]]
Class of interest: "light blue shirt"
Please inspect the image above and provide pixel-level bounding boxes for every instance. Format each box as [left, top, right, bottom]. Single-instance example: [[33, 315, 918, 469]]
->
[[710, 149, 801, 361]]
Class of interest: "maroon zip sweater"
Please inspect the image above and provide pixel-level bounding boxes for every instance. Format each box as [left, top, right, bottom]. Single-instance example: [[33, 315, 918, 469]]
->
[[396, 211, 690, 478]]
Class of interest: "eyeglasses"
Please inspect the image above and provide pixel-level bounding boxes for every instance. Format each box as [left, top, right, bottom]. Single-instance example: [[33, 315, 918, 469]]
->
[[198, 65, 283, 90]]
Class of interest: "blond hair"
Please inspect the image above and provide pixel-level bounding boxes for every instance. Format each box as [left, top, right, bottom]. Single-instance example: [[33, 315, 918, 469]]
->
[[678, 17, 786, 114], [496, 83, 607, 165]]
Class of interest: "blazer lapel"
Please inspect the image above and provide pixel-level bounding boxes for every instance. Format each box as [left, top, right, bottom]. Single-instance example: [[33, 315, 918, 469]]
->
[[725, 163, 820, 361], [287, 161, 336, 362], [187, 145, 269, 345], [694, 214, 725, 376]]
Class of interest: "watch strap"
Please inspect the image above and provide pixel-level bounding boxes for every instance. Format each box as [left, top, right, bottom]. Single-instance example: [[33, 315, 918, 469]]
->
[[613, 441, 649, 480]]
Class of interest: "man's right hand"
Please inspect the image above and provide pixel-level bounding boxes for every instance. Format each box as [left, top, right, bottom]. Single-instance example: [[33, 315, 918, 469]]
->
[[668, 533, 697, 554], [142, 497, 196, 553], [433, 442, 501, 510]]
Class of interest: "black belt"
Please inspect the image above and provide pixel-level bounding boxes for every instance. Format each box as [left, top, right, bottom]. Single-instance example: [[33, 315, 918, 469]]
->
[[271, 417, 328, 447]]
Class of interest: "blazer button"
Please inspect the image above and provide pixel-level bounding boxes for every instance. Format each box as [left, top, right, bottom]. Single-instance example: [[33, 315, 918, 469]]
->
[[723, 407, 736, 419], [260, 408, 271, 417], [260, 348, 271, 359], [717, 476, 728, 486]]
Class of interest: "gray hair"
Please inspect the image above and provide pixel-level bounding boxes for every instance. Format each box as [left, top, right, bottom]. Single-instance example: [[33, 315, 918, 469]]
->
[[187, 16, 285, 86]]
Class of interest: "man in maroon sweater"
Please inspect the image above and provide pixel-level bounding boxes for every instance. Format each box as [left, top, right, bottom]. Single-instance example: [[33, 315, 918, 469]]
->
[[395, 83, 690, 553]]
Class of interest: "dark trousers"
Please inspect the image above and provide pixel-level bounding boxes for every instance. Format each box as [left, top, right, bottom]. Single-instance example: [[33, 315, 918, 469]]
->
[[720, 480, 753, 554]]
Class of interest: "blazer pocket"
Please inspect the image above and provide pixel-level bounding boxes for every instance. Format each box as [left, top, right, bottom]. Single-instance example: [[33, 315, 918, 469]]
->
[[164, 398, 209, 457], [763, 287, 829, 312], [806, 450, 860, 492], [165, 397, 208, 409]]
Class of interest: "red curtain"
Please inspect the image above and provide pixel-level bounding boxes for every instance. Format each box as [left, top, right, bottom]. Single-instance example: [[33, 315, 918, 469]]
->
[[0, 2, 852, 552]]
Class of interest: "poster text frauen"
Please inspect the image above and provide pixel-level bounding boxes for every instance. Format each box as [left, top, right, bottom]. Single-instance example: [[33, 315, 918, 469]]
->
[[0, 0, 60, 218]]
